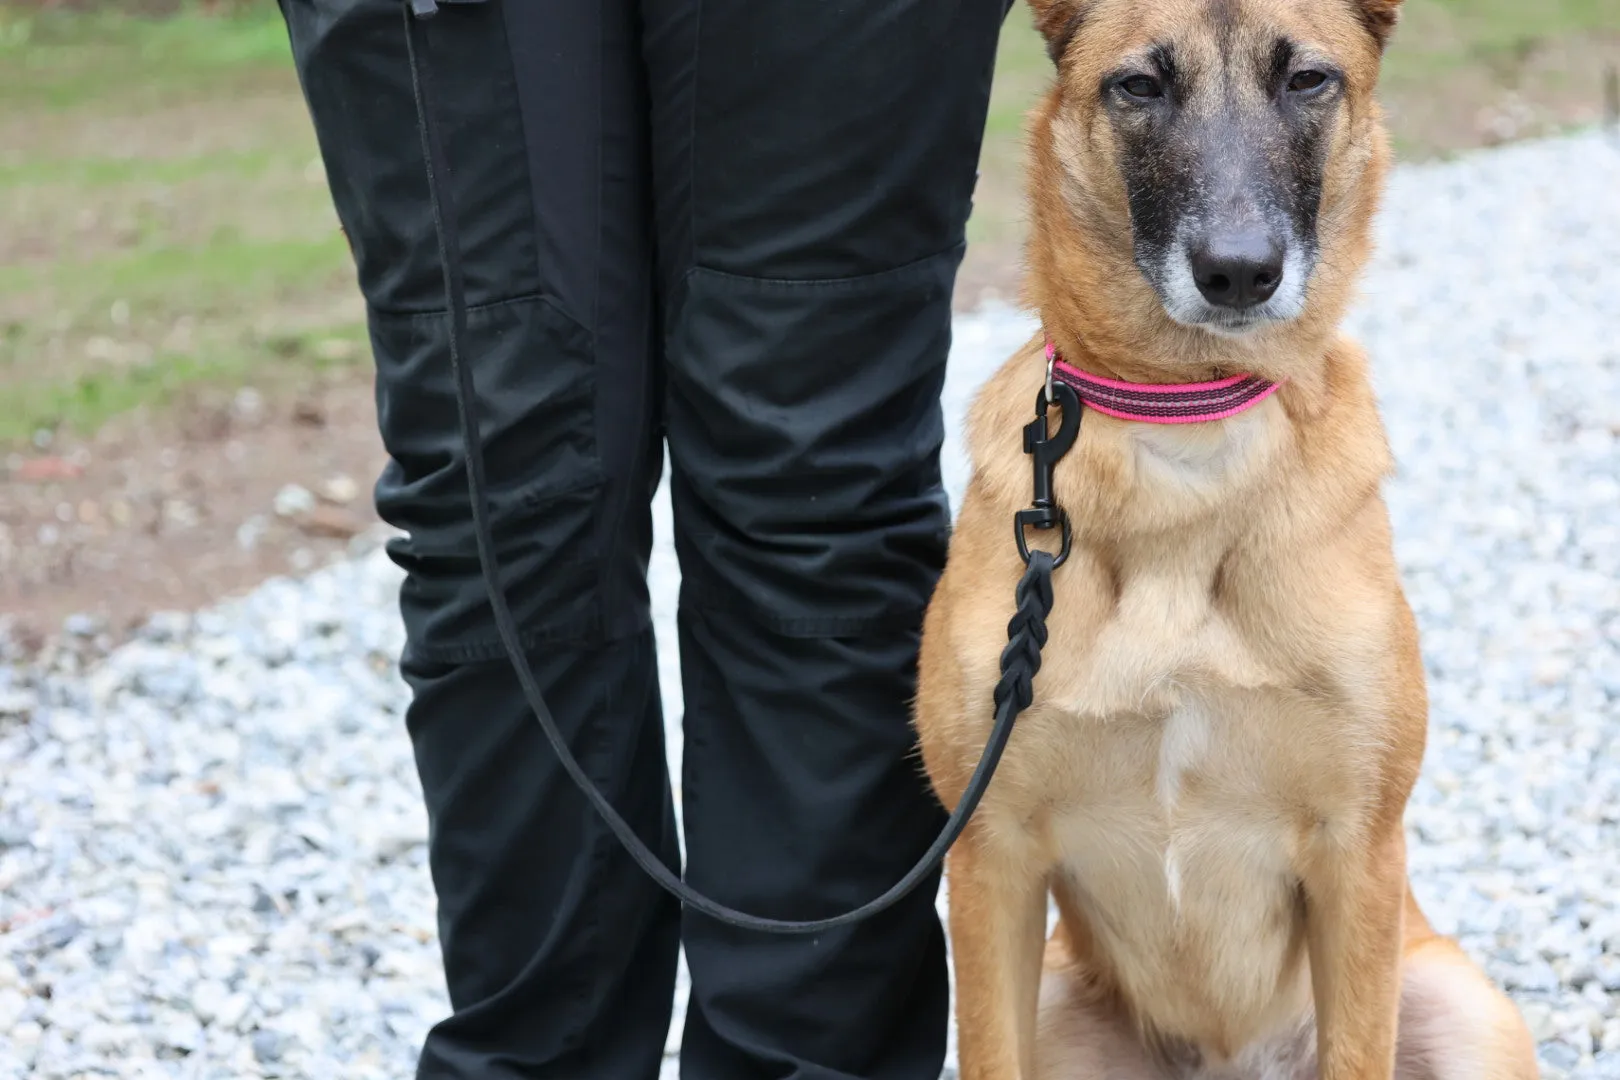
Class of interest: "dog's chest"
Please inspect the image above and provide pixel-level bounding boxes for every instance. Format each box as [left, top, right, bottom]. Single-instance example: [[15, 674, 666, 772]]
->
[[1044, 695, 1314, 1044]]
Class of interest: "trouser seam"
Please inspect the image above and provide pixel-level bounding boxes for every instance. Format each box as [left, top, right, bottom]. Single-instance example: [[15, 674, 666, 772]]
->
[[677, 578, 929, 638], [401, 608, 653, 666], [687, 240, 965, 289], [563, 667, 617, 1063]]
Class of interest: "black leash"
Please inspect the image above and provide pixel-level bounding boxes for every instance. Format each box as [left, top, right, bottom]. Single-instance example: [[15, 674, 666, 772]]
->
[[401, 0, 1080, 934]]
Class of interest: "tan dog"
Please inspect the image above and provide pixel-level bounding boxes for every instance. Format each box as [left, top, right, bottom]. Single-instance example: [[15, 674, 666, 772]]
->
[[913, 1, 1538, 1077]]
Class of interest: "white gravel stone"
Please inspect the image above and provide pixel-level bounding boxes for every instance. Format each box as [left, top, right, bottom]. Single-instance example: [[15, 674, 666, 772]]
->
[[271, 484, 317, 520], [2, 129, 1617, 1079]]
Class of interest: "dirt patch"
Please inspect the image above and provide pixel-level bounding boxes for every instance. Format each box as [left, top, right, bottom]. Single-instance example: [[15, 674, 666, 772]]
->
[[0, 93, 313, 181], [0, 371, 387, 651], [1384, 30, 1620, 156]]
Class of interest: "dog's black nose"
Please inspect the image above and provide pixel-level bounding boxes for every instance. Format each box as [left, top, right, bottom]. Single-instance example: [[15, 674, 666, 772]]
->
[[1189, 232, 1284, 309]]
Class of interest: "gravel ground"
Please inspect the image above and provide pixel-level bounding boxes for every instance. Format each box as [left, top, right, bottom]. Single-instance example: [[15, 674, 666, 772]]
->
[[3, 128, 1618, 1078]]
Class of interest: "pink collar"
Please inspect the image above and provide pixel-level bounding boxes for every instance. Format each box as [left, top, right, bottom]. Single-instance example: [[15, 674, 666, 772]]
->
[[1046, 342, 1280, 425]]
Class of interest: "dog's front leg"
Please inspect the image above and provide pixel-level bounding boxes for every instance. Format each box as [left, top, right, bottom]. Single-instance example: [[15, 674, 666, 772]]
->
[[1304, 828, 1408, 1080], [949, 835, 1048, 1080]]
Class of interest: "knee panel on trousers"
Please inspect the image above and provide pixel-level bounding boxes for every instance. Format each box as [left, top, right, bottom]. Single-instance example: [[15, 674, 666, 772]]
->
[[666, 250, 961, 637], [371, 296, 625, 661]]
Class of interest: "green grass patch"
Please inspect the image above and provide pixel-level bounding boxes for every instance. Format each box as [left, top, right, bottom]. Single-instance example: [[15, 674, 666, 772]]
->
[[985, 11, 1052, 143], [1, 232, 352, 313], [0, 226, 362, 440], [0, 148, 286, 190], [0, 325, 371, 446], [0, 5, 293, 111], [1407, 0, 1619, 51], [1382, 0, 1618, 84], [0, 4, 368, 447]]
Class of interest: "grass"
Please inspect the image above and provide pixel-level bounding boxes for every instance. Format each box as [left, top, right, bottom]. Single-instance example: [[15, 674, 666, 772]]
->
[[1377, 0, 1620, 156], [0, 4, 362, 445], [967, 21, 1052, 256], [0, 7, 293, 111], [1401, 0, 1618, 52], [1, 1, 1616, 444]]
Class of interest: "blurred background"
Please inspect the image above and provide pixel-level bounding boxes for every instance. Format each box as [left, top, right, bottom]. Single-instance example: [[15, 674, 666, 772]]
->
[[1, 0, 1617, 646]]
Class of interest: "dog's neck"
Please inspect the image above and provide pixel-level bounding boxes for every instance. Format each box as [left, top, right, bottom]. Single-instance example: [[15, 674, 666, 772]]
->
[[1037, 314, 1337, 420]]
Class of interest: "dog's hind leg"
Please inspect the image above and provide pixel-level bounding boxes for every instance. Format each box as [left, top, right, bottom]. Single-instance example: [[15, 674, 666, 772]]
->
[[1394, 896, 1537, 1080], [949, 836, 1050, 1080]]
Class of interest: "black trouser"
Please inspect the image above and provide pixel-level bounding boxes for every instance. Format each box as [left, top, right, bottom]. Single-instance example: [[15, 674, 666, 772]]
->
[[278, 2, 1006, 1077]]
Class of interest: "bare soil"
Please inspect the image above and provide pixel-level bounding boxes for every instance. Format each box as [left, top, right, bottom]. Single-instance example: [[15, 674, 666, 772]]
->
[[1, 372, 386, 650]]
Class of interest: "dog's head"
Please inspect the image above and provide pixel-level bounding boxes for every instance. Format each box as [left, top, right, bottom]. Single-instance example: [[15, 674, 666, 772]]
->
[[1028, 0, 1398, 351]]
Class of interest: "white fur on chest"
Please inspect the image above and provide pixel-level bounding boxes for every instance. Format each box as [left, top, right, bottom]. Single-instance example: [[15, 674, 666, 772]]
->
[[1126, 403, 1273, 496], [1054, 699, 1294, 906], [1156, 701, 1213, 912]]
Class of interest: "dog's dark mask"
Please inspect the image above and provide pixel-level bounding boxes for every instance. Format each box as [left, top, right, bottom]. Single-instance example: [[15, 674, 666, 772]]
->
[[1098, 31, 1343, 336]]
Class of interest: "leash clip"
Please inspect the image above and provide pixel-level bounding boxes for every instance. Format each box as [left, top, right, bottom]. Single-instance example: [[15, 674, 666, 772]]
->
[[1015, 382, 1081, 568]]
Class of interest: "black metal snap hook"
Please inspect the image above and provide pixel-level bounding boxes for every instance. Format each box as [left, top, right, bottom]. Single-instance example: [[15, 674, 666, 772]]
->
[[1015, 381, 1081, 567]]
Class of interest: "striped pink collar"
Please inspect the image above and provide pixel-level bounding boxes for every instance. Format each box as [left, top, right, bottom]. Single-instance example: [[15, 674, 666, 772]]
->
[[1046, 342, 1280, 425]]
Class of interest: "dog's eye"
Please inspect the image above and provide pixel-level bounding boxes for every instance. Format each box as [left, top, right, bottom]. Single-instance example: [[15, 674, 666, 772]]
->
[[1287, 70, 1329, 93], [1119, 75, 1163, 100]]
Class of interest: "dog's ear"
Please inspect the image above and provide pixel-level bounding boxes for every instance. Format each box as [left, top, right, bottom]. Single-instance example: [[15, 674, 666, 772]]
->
[[1027, 0, 1088, 66], [1352, 0, 1402, 50]]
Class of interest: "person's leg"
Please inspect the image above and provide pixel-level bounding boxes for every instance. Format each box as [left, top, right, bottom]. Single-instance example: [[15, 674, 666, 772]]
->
[[641, 2, 1011, 1078], [277, 2, 676, 1077]]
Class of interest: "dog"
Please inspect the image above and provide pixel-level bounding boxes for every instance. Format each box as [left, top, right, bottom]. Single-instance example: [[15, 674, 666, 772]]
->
[[913, 1, 1538, 1077]]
